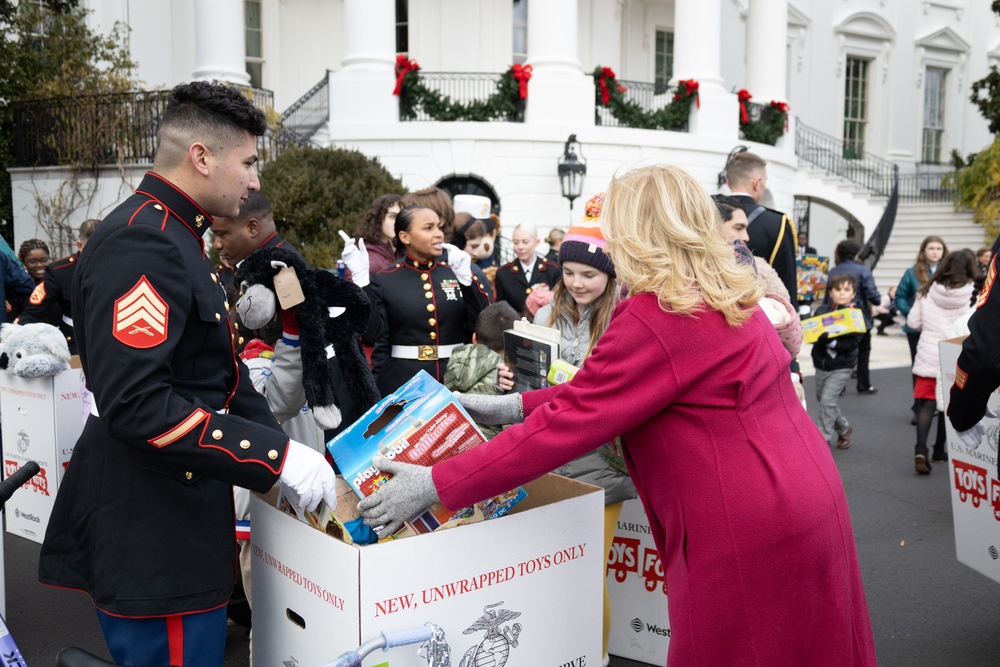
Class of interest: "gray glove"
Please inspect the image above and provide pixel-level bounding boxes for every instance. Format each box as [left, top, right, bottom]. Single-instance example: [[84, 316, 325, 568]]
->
[[357, 457, 440, 535], [455, 391, 524, 425]]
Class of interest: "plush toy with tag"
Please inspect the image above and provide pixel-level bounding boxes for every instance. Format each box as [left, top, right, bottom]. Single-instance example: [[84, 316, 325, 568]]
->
[[0, 322, 70, 378], [235, 247, 380, 430]]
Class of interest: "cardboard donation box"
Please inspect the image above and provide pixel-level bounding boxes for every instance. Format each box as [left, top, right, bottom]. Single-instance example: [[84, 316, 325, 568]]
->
[[801, 307, 867, 344], [940, 337, 1000, 585], [0, 368, 84, 543], [251, 474, 604, 666], [606, 499, 670, 665]]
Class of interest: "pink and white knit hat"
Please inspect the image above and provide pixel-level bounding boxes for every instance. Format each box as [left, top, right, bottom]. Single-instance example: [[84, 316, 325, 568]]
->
[[558, 192, 615, 278]]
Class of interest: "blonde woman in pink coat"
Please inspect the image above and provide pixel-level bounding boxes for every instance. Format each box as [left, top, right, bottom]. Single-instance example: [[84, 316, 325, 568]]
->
[[359, 165, 876, 666]]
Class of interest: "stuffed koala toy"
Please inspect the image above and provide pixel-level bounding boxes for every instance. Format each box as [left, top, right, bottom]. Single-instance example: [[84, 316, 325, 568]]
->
[[235, 247, 380, 430], [0, 322, 71, 378]]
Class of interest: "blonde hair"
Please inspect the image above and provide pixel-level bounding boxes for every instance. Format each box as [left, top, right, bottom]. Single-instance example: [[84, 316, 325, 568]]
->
[[601, 164, 763, 327]]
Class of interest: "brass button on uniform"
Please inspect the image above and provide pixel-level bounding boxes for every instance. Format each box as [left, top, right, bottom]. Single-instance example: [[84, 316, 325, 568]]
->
[[185, 472, 193, 480], [215, 313, 221, 321], [424, 291, 433, 299], [426, 304, 435, 312], [420, 273, 429, 281], [240, 439, 251, 450], [429, 332, 437, 340], [428, 318, 437, 326], [238, 336, 244, 345], [525, 287, 532, 294], [268, 450, 279, 460], [212, 429, 223, 440], [211, 273, 218, 283], [153, 204, 163, 211]]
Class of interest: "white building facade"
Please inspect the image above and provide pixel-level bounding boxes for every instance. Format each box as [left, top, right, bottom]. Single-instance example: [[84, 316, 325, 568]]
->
[[10, 0, 999, 269]]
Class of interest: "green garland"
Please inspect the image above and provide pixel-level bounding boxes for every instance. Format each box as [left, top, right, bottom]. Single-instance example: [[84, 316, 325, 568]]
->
[[737, 90, 789, 146], [592, 66, 698, 131], [396, 58, 528, 122]]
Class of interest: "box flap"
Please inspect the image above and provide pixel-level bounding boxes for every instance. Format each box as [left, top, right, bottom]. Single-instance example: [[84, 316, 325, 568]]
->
[[510, 473, 602, 514]]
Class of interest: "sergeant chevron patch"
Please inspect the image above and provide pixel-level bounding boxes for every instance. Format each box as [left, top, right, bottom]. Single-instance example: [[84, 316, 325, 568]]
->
[[113, 276, 168, 348]]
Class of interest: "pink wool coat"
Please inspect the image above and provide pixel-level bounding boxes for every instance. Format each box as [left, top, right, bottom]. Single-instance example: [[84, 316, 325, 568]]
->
[[434, 293, 876, 666]]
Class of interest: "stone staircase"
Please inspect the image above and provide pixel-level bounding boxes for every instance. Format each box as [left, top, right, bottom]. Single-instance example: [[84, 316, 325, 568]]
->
[[871, 203, 988, 293]]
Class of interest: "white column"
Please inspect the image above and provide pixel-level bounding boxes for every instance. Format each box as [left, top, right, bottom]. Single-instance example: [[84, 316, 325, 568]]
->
[[524, 0, 595, 126], [192, 0, 250, 85], [328, 0, 397, 125], [671, 0, 737, 139], [745, 0, 788, 103]]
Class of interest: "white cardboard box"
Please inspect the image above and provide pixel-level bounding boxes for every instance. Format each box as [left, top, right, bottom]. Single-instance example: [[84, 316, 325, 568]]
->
[[251, 474, 603, 667], [0, 369, 84, 544], [606, 499, 670, 665], [940, 337, 1000, 586]]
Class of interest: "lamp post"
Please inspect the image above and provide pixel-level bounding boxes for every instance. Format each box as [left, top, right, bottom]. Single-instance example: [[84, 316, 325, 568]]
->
[[557, 134, 587, 209]]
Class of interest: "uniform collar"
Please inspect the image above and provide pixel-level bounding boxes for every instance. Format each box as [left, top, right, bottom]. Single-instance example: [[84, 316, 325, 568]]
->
[[258, 231, 284, 249], [403, 254, 440, 271], [134, 172, 213, 239]]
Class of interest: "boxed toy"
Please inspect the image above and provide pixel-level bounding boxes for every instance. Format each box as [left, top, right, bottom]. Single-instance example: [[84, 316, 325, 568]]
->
[[801, 307, 867, 344], [327, 371, 524, 535], [251, 474, 604, 667], [939, 337, 1000, 585]]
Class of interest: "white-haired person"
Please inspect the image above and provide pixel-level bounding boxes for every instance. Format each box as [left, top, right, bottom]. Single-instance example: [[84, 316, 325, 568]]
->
[[359, 164, 876, 667], [492, 222, 560, 316]]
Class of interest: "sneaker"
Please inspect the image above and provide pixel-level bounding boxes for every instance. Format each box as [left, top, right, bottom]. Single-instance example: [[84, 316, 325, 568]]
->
[[837, 426, 853, 449], [915, 453, 932, 475], [858, 387, 878, 395]]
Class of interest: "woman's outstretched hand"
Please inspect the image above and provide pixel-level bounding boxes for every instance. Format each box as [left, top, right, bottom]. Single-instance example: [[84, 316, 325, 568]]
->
[[357, 457, 440, 536]]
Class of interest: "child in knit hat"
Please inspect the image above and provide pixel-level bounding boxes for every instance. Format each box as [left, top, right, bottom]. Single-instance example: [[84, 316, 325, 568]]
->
[[499, 192, 635, 666]]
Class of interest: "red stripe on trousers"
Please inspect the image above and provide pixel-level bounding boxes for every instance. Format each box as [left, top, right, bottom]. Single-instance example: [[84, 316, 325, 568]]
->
[[166, 615, 184, 665]]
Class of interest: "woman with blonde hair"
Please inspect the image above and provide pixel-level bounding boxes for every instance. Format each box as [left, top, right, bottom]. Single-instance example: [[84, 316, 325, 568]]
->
[[359, 165, 876, 666]]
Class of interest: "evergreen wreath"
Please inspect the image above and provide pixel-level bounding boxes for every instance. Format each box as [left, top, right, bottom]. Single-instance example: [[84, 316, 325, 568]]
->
[[394, 55, 530, 122], [737, 88, 789, 146], [593, 66, 699, 131]]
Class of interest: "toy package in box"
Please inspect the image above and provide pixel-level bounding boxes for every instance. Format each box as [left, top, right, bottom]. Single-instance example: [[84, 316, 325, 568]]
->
[[802, 307, 867, 344], [327, 370, 525, 535]]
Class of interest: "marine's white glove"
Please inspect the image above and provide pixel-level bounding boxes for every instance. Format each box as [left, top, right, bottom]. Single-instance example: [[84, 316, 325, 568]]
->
[[957, 422, 986, 451], [442, 243, 473, 286], [339, 230, 370, 287], [357, 457, 440, 535], [279, 440, 338, 512]]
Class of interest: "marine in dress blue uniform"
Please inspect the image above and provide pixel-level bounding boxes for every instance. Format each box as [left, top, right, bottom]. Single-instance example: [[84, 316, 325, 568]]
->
[[17, 252, 80, 353]]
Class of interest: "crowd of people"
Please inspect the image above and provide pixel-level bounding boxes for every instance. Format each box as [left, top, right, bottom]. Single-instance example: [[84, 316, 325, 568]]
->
[[13, 81, 1000, 667]]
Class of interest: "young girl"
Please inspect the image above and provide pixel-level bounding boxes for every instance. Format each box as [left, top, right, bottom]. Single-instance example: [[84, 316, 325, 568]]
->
[[907, 250, 979, 473], [498, 196, 634, 665]]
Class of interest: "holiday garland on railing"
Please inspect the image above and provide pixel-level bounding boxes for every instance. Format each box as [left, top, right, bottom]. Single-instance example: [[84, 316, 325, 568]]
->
[[736, 88, 790, 146], [393, 55, 530, 122], [592, 66, 699, 131]]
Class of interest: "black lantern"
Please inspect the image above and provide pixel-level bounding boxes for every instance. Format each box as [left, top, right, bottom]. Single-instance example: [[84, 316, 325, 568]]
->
[[557, 134, 587, 206]]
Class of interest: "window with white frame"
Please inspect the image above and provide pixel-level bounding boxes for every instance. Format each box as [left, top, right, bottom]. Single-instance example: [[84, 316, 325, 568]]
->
[[245, 0, 263, 88], [922, 67, 946, 164], [395, 0, 408, 55], [513, 0, 528, 64], [654, 30, 674, 94], [843, 57, 869, 159]]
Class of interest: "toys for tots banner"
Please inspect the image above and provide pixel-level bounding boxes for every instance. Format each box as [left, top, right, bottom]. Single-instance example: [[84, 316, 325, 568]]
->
[[607, 499, 670, 665], [940, 339, 1000, 585]]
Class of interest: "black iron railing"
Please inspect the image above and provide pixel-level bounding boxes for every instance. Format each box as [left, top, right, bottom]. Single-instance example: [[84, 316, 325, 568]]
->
[[897, 169, 956, 203], [595, 80, 688, 131], [279, 72, 330, 145], [12, 87, 292, 169], [402, 72, 525, 122], [795, 120, 898, 196]]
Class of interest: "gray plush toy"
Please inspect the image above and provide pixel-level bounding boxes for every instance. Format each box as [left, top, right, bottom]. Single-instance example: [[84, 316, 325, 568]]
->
[[0, 322, 71, 378]]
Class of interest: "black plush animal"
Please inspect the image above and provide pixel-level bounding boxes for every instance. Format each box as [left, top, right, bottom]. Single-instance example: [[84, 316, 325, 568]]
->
[[235, 247, 380, 429]]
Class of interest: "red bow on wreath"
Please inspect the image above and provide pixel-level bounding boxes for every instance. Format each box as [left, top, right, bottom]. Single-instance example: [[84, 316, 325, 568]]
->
[[675, 79, 700, 109], [393, 54, 420, 96], [770, 100, 791, 130], [737, 89, 752, 123], [598, 67, 626, 106], [512, 63, 533, 100]]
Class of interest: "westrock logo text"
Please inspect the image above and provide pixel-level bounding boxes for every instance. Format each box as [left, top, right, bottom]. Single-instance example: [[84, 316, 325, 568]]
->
[[14, 508, 40, 523], [631, 617, 670, 638]]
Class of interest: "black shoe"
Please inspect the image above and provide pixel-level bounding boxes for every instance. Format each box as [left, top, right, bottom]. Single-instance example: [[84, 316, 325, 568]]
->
[[932, 448, 949, 462], [910, 415, 917, 425], [915, 453, 932, 475], [858, 387, 878, 395]]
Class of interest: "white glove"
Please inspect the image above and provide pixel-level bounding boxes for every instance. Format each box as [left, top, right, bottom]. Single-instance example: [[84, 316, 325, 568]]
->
[[339, 230, 370, 287], [957, 422, 986, 451], [442, 243, 473, 286], [278, 440, 338, 512]]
